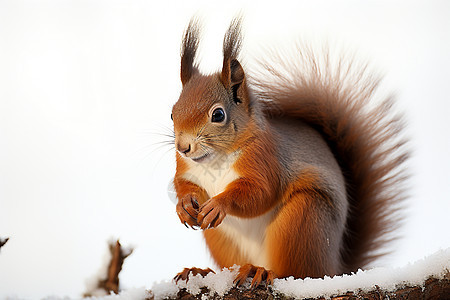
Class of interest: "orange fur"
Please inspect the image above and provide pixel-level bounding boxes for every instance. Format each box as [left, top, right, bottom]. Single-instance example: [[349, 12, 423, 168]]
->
[[213, 121, 283, 218], [203, 229, 246, 268], [266, 169, 341, 278]]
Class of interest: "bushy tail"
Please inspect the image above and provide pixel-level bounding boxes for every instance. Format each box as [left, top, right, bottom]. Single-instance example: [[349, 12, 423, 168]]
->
[[250, 46, 409, 272]]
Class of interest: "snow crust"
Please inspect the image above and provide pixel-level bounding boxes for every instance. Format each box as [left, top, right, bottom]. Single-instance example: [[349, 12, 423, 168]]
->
[[274, 248, 450, 299], [150, 248, 450, 299]]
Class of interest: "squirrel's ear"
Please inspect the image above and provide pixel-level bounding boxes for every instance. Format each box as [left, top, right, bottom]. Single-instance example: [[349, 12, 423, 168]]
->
[[181, 19, 200, 86], [230, 59, 244, 86], [221, 58, 244, 88], [222, 58, 246, 105]]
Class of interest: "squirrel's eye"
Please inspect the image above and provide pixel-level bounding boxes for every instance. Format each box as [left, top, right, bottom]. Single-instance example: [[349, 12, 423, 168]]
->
[[211, 108, 226, 123], [171, 113, 173, 121]]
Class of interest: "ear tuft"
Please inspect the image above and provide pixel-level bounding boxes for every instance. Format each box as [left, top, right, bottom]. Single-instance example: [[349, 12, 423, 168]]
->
[[181, 18, 201, 86]]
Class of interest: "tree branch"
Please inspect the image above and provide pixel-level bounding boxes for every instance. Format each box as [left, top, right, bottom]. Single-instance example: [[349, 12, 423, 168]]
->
[[84, 239, 133, 297]]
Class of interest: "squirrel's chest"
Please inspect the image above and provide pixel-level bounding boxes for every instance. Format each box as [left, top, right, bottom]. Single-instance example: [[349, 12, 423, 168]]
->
[[182, 152, 275, 269], [181, 152, 240, 198]]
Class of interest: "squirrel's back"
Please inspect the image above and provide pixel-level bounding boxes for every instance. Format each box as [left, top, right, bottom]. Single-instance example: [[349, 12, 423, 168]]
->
[[252, 46, 409, 272]]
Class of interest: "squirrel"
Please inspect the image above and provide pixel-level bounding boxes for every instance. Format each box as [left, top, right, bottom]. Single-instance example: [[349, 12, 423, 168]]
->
[[170, 17, 409, 287]]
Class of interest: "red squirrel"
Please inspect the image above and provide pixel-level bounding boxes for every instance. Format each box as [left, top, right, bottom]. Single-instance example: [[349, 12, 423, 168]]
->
[[171, 17, 408, 287]]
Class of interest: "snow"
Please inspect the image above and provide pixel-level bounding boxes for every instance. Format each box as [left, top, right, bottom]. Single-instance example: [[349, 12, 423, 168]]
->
[[149, 248, 450, 299], [273, 248, 450, 299], [151, 265, 239, 299]]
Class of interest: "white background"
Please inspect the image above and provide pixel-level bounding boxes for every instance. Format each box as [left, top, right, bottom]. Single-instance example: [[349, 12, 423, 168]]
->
[[1, 0, 449, 298]]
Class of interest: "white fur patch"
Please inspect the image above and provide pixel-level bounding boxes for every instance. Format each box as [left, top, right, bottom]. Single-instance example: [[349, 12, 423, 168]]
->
[[219, 210, 277, 269], [182, 151, 240, 198]]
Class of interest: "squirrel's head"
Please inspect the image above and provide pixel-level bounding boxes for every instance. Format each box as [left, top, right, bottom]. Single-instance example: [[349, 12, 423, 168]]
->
[[171, 17, 250, 163]]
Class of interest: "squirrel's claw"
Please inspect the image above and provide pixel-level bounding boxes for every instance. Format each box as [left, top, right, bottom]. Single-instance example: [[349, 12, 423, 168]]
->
[[234, 264, 276, 288], [176, 194, 200, 228], [197, 198, 226, 230], [174, 267, 215, 283]]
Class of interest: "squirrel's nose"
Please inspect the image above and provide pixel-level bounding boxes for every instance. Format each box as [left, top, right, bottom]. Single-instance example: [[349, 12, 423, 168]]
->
[[177, 143, 191, 155]]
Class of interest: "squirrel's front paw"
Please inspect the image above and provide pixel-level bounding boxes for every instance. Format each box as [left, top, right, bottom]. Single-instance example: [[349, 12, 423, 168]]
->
[[176, 194, 200, 229], [197, 197, 227, 229]]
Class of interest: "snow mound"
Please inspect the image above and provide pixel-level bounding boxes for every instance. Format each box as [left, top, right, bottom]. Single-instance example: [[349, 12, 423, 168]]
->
[[150, 248, 450, 299]]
